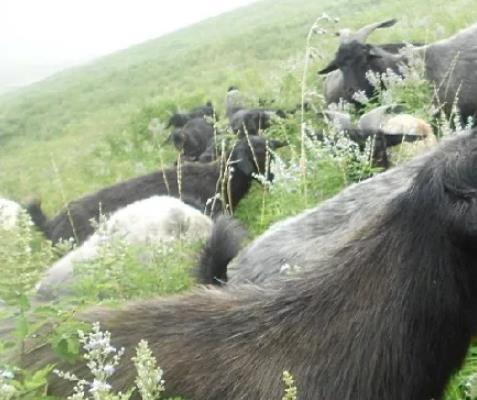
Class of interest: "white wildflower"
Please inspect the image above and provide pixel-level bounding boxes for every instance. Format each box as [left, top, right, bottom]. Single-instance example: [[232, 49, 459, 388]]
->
[[133, 340, 165, 400], [89, 379, 112, 394], [0, 371, 14, 380], [0, 383, 17, 400], [282, 371, 298, 400], [366, 70, 382, 89], [55, 322, 128, 400], [103, 364, 115, 377], [381, 90, 394, 106], [351, 90, 369, 105], [381, 68, 404, 88]]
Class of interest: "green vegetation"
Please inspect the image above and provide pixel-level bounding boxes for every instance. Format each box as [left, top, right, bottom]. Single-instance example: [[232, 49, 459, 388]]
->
[[1, 0, 476, 212], [1, 0, 477, 398]]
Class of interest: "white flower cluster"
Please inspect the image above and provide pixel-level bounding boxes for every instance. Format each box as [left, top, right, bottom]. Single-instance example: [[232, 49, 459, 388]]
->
[[321, 128, 361, 161], [463, 371, 477, 399], [282, 371, 298, 400], [55, 322, 128, 400], [318, 114, 375, 181], [365, 68, 405, 105], [269, 156, 301, 194], [351, 90, 370, 105], [132, 340, 165, 400], [398, 44, 426, 81], [55, 323, 167, 400], [0, 369, 16, 400], [368, 68, 404, 90]]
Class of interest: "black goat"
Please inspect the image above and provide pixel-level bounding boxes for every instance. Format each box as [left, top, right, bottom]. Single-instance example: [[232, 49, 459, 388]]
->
[[169, 117, 215, 160], [27, 137, 282, 245], [208, 134, 436, 286], [166, 102, 215, 128], [198, 135, 231, 163], [23, 131, 477, 400], [230, 108, 286, 137], [320, 20, 477, 121]]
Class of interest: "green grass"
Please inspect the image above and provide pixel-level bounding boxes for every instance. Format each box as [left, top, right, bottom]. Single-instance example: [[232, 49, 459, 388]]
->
[[1, 0, 476, 213], [1, 0, 477, 398]]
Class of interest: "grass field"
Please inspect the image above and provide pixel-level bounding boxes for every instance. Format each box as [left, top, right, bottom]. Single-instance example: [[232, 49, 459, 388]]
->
[[1, 0, 477, 398]]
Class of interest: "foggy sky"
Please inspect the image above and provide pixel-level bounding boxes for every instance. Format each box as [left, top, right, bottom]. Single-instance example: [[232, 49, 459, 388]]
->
[[0, 0, 257, 89]]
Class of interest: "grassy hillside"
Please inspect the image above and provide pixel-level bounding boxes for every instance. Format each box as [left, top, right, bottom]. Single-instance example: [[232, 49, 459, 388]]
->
[[1, 0, 477, 398], [1, 0, 476, 214]]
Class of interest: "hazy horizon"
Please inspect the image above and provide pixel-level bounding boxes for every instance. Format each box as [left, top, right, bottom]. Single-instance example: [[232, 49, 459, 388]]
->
[[1, 0, 258, 91]]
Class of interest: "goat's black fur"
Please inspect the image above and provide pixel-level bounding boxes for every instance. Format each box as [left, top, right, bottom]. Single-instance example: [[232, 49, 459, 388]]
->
[[194, 216, 246, 286], [22, 131, 477, 400], [27, 137, 275, 245], [230, 108, 286, 137], [169, 117, 215, 160], [25, 199, 48, 237], [198, 135, 232, 163], [166, 102, 215, 128]]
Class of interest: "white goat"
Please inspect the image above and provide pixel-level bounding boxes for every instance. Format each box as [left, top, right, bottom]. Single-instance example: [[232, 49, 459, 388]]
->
[[36, 196, 213, 300]]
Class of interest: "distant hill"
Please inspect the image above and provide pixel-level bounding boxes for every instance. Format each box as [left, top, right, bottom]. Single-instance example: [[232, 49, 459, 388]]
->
[[0, 64, 74, 91]]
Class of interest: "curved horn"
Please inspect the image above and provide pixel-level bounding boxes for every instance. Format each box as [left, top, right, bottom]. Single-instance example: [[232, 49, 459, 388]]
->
[[357, 105, 393, 131], [339, 18, 397, 44], [324, 110, 355, 131], [354, 18, 397, 42]]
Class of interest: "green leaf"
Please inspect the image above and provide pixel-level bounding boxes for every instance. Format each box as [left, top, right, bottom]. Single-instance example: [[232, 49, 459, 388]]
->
[[15, 314, 30, 340], [17, 293, 31, 312]]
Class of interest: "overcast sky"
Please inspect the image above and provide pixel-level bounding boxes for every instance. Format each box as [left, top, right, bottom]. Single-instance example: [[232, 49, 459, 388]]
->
[[0, 0, 257, 89]]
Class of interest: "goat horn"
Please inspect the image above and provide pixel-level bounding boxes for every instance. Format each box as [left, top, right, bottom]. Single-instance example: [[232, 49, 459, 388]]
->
[[340, 18, 397, 44]]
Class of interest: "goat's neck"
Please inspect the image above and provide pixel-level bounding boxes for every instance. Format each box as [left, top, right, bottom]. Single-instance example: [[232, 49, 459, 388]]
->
[[226, 169, 252, 211]]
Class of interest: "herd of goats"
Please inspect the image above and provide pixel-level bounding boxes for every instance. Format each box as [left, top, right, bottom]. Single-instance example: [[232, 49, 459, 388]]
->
[[1, 17, 477, 400]]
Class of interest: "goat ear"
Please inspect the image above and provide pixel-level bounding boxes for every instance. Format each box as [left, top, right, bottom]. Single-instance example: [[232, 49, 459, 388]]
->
[[318, 61, 339, 75], [367, 46, 383, 58], [235, 156, 255, 176], [434, 143, 477, 247], [268, 139, 288, 150], [445, 188, 477, 249], [232, 147, 256, 176]]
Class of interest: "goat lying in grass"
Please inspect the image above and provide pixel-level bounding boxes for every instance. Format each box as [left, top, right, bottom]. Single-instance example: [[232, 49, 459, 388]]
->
[[21, 130, 477, 400], [26, 137, 283, 246], [35, 196, 214, 300]]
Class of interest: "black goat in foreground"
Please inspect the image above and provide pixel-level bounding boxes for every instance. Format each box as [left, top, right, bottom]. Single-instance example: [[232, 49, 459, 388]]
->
[[26, 137, 281, 245], [21, 131, 477, 400], [221, 140, 433, 286]]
